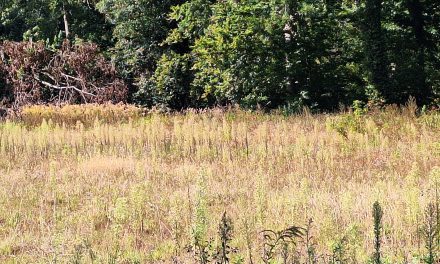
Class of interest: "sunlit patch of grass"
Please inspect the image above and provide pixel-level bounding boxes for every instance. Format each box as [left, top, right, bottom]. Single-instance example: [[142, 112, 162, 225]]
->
[[0, 106, 438, 262], [19, 103, 144, 127]]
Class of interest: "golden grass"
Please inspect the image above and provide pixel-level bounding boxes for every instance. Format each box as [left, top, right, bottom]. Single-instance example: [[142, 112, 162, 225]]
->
[[0, 106, 438, 263], [19, 104, 144, 127]]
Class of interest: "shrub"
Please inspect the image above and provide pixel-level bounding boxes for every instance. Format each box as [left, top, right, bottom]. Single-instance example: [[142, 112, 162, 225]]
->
[[0, 40, 128, 106], [328, 101, 368, 137], [136, 51, 193, 110]]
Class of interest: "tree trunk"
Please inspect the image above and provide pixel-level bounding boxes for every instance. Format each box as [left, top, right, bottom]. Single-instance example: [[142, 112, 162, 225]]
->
[[63, 2, 70, 39]]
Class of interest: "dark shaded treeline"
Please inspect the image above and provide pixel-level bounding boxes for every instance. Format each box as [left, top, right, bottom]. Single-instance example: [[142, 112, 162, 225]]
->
[[0, 0, 439, 110]]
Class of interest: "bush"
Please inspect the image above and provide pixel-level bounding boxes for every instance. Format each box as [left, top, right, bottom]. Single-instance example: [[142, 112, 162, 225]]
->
[[135, 51, 193, 109], [0, 40, 128, 107]]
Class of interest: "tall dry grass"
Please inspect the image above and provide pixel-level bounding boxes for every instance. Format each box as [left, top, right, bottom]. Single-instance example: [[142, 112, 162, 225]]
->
[[0, 105, 438, 263], [19, 104, 144, 127]]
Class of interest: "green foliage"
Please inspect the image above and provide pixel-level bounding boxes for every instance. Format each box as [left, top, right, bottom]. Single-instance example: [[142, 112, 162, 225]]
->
[[329, 108, 366, 138], [190, 0, 290, 108], [279, 91, 309, 116], [193, 174, 211, 264], [166, 0, 214, 44], [214, 212, 234, 264], [156, 0, 369, 109], [1, 0, 439, 109], [372, 201, 383, 264], [422, 203, 439, 264], [330, 236, 349, 264], [329, 224, 363, 264], [0, 0, 111, 45], [261, 225, 303, 263], [362, 0, 389, 104], [326, 100, 367, 137], [96, 0, 179, 86], [136, 51, 192, 109]]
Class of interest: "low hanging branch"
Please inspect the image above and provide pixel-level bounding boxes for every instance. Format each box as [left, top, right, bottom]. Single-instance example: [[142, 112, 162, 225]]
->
[[0, 40, 128, 107], [33, 75, 96, 103]]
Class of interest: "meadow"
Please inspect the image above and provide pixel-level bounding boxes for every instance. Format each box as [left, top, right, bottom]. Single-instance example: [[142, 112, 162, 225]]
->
[[0, 104, 439, 263]]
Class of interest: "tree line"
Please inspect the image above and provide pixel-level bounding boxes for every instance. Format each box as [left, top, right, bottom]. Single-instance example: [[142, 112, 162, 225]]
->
[[0, 0, 439, 110]]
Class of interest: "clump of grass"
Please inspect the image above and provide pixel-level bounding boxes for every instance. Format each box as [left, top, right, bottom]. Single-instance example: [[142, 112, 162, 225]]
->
[[19, 103, 143, 127]]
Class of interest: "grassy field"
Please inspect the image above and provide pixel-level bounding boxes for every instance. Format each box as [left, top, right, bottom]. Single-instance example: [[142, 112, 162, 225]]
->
[[0, 105, 439, 263]]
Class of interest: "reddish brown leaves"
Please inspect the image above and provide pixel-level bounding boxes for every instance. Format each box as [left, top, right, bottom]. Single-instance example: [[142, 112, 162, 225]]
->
[[0, 40, 128, 107]]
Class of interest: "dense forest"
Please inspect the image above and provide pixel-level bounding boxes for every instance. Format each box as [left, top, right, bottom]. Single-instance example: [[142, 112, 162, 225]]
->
[[0, 0, 439, 110]]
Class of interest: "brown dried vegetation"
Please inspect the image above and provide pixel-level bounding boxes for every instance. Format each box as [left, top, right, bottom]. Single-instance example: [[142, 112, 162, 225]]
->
[[0, 40, 127, 107]]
